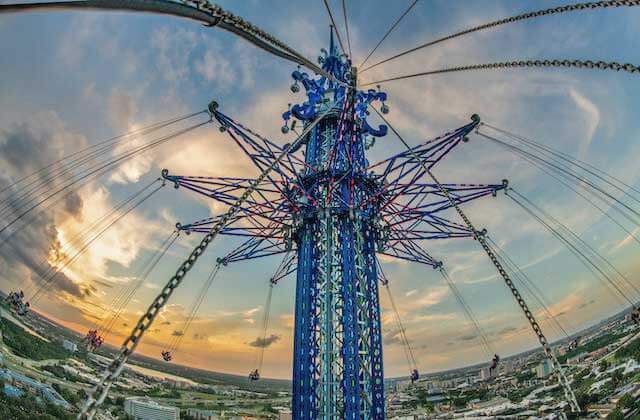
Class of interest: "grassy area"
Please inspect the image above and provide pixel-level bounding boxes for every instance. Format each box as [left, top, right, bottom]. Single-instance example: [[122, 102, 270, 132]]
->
[[614, 336, 640, 361], [558, 331, 629, 364], [1, 318, 69, 361]]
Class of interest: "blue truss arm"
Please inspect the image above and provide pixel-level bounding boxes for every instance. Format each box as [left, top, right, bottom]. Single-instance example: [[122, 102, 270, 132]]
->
[[369, 122, 476, 190], [384, 182, 507, 212], [212, 110, 307, 179], [162, 172, 283, 212], [221, 236, 288, 264]]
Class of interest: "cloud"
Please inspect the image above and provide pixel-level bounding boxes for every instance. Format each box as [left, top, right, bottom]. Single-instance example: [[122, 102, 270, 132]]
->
[[458, 334, 478, 342], [108, 90, 138, 132], [249, 334, 280, 348], [383, 327, 404, 346], [569, 89, 600, 159], [611, 227, 640, 252], [151, 27, 198, 83], [0, 114, 92, 303], [414, 286, 449, 308], [194, 50, 234, 85]]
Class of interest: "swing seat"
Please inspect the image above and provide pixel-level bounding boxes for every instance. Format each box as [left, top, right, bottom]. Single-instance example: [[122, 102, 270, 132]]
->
[[249, 369, 260, 381], [162, 351, 173, 362]]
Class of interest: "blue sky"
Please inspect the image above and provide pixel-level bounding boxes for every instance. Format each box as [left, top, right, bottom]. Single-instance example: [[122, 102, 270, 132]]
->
[[0, 0, 639, 379]]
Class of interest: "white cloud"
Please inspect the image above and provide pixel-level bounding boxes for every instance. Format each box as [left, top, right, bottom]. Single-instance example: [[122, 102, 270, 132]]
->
[[569, 88, 600, 159]]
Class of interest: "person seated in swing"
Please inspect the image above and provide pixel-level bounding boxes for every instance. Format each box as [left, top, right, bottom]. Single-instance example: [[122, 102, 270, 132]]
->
[[161, 350, 173, 362], [16, 301, 29, 316], [249, 369, 260, 381], [489, 354, 500, 375], [410, 369, 419, 383]]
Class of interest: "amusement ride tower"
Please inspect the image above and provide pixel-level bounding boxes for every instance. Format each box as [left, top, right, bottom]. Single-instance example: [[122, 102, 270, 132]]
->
[[163, 33, 507, 419]]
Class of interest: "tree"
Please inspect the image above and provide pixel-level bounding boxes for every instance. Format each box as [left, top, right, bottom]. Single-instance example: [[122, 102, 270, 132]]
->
[[611, 369, 623, 388], [617, 393, 636, 409], [576, 392, 590, 409], [606, 408, 624, 420], [599, 360, 610, 372]]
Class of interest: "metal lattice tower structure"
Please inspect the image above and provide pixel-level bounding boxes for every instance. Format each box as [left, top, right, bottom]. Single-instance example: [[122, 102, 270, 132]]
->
[[163, 32, 507, 419], [1, 1, 638, 418]]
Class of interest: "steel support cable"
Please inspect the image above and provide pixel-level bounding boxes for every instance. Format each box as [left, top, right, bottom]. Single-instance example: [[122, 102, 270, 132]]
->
[[252, 253, 294, 371], [477, 132, 640, 226], [257, 280, 274, 371], [0, 1, 336, 82], [323, 0, 347, 56], [478, 125, 640, 209], [30, 181, 164, 303], [0, 120, 208, 238], [23, 178, 161, 301], [486, 236, 570, 339], [359, 0, 419, 68], [509, 188, 640, 300], [480, 123, 640, 202], [0, 110, 205, 198], [98, 230, 179, 328], [376, 259, 415, 371], [361, 59, 640, 87], [22, 178, 161, 300], [341, 0, 352, 59], [383, 282, 417, 371], [506, 191, 632, 308], [0, 112, 205, 220], [480, 132, 640, 246], [506, 190, 635, 306], [101, 231, 180, 340], [78, 107, 331, 420], [373, 107, 581, 412], [31, 181, 165, 305], [0, 121, 205, 238], [168, 263, 221, 354], [439, 268, 494, 357], [360, 0, 640, 73]]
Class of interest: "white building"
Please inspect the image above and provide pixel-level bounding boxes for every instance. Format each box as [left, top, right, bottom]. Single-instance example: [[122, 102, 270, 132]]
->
[[62, 339, 77, 352], [124, 397, 179, 420], [535, 359, 552, 378], [479, 366, 497, 381]]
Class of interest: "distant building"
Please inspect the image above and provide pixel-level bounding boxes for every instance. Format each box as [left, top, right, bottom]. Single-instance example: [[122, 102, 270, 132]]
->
[[185, 408, 218, 419], [479, 367, 497, 381], [0, 368, 69, 408], [470, 397, 510, 410], [62, 339, 77, 352], [124, 397, 179, 420], [3, 383, 23, 398], [567, 352, 587, 365], [535, 359, 552, 378], [278, 409, 292, 420]]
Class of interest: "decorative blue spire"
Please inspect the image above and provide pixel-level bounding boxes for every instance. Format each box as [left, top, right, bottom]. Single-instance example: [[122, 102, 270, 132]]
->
[[281, 32, 389, 138]]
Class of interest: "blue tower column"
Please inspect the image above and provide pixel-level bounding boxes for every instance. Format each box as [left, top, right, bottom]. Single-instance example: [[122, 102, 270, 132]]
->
[[339, 217, 361, 419], [291, 104, 386, 417], [363, 225, 384, 418], [292, 222, 319, 419]]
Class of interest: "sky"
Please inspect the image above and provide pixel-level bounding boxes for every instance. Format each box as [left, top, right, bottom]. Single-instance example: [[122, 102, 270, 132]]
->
[[0, 0, 639, 380]]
